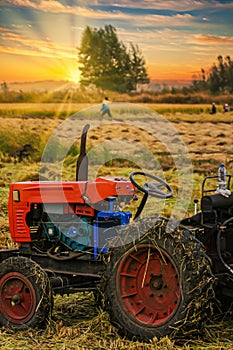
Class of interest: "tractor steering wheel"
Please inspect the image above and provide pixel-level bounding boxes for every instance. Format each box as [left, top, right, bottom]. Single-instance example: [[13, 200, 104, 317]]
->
[[130, 171, 173, 199]]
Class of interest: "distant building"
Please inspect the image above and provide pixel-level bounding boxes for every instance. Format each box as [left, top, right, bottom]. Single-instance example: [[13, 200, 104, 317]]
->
[[136, 79, 192, 92]]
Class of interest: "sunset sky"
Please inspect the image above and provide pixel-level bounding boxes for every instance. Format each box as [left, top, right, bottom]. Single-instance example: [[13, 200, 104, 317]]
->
[[0, 0, 233, 83]]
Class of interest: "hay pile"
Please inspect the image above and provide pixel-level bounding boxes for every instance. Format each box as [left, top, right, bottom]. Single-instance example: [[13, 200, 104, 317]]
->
[[0, 292, 232, 349]]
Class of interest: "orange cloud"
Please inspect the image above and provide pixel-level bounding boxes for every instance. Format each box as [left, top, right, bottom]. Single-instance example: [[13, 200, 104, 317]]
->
[[193, 34, 233, 44]]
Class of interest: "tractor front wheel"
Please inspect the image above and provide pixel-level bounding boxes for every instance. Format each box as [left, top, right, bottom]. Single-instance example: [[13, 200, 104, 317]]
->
[[103, 218, 214, 341], [0, 256, 52, 329]]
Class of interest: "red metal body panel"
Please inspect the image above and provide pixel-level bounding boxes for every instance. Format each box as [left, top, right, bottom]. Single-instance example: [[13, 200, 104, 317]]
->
[[8, 177, 135, 243]]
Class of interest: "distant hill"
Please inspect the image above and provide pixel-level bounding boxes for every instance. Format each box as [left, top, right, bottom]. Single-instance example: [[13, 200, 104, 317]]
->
[[8, 80, 79, 92], [7, 79, 192, 93]]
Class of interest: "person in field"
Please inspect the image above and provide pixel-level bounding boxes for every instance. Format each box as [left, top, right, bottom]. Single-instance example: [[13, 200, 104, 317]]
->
[[100, 97, 112, 118], [223, 103, 230, 112], [210, 102, 216, 114]]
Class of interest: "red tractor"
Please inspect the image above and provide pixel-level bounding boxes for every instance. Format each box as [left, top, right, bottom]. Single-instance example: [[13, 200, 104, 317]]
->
[[0, 124, 232, 341]]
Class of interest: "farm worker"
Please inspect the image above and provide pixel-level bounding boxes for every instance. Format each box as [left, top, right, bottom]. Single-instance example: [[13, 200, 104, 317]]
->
[[223, 103, 230, 112], [100, 97, 112, 118], [210, 102, 216, 114]]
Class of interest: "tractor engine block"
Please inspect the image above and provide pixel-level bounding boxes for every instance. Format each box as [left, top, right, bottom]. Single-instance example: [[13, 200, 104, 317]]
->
[[43, 214, 92, 250], [26, 202, 132, 256]]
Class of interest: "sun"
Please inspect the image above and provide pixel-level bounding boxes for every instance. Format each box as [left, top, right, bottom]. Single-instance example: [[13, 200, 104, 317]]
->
[[67, 69, 80, 84]]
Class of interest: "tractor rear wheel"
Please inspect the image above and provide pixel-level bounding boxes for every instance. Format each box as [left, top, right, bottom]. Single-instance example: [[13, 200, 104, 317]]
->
[[103, 217, 215, 341], [0, 256, 52, 329]]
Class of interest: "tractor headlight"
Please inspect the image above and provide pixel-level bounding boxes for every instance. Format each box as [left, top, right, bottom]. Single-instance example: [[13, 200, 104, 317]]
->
[[13, 190, 20, 202]]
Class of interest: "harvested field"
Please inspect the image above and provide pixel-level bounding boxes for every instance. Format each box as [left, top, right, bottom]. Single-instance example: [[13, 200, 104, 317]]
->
[[0, 104, 233, 349]]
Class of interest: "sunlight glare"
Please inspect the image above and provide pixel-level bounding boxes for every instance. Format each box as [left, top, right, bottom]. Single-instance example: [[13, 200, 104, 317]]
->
[[67, 69, 80, 84]]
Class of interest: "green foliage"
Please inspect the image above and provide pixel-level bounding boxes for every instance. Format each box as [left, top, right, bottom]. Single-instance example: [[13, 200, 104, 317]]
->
[[42, 139, 68, 163], [0, 129, 47, 162], [0, 89, 42, 103], [67, 143, 79, 157], [0, 130, 19, 156], [192, 55, 233, 94], [208, 55, 233, 94], [77, 25, 149, 92]]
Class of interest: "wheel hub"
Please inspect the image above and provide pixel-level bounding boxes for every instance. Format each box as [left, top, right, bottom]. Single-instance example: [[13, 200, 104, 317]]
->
[[11, 293, 23, 306], [150, 274, 163, 291]]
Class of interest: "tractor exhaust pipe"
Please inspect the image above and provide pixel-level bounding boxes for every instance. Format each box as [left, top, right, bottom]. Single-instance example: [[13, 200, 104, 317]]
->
[[76, 124, 90, 181]]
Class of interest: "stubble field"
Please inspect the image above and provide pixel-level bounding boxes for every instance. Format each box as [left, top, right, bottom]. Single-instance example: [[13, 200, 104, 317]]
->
[[0, 103, 233, 349]]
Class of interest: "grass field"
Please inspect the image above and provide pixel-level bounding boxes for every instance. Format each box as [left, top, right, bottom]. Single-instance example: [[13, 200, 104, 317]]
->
[[0, 103, 233, 349], [0, 102, 232, 119]]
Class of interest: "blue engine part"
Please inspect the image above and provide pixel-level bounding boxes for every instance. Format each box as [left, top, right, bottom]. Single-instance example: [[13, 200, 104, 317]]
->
[[60, 217, 92, 250], [42, 209, 132, 258], [93, 210, 132, 258], [42, 215, 92, 251]]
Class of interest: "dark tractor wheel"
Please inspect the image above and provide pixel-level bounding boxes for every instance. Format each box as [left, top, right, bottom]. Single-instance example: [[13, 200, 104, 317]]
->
[[103, 217, 215, 341], [0, 256, 52, 329]]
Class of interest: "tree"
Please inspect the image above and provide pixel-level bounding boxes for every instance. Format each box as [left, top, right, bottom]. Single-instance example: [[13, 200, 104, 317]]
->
[[192, 55, 233, 94], [1, 81, 8, 94], [209, 55, 227, 93], [192, 68, 208, 92], [128, 43, 149, 90], [224, 56, 233, 93], [77, 25, 149, 92], [208, 63, 221, 94]]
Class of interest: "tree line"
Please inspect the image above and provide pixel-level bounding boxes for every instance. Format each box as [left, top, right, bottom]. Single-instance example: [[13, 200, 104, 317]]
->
[[77, 25, 232, 95], [192, 55, 233, 94]]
